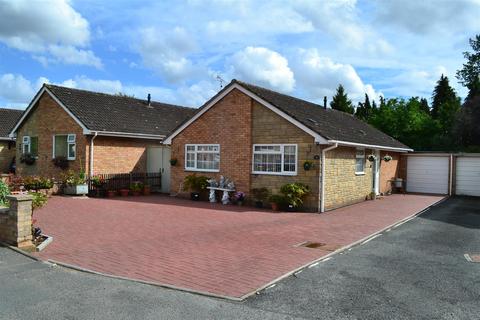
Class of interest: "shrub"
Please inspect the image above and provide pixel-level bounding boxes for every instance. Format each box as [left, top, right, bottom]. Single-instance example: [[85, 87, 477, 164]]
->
[[129, 181, 143, 192], [62, 170, 86, 186], [268, 194, 288, 206], [91, 175, 104, 188], [252, 187, 270, 201], [28, 191, 48, 210], [280, 183, 310, 208], [183, 174, 209, 192], [0, 180, 10, 207]]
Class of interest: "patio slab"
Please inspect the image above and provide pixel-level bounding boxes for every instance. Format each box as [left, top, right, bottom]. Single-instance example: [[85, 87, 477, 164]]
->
[[33, 194, 444, 300]]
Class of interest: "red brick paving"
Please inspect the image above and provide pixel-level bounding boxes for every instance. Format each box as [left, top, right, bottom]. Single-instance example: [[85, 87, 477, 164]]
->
[[34, 194, 443, 299]]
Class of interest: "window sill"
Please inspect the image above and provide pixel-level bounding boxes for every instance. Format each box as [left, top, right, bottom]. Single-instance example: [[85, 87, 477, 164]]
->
[[252, 171, 297, 176], [185, 168, 220, 173], [355, 172, 365, 176]]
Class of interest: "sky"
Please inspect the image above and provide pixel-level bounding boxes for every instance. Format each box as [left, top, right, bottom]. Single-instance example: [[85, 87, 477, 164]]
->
[[0, 0, 479, 110]]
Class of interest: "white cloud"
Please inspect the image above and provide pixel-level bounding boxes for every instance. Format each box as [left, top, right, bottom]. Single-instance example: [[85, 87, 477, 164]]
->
[[0, 73, 42, 104], [135, 27, 200, 83], [291, 48, 382, 103], [228, 47, 295, 93], [0, 0, 101, 67]]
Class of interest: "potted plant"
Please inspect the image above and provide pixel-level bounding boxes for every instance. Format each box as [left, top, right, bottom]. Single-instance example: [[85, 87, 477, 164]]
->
[[143, 184, 151, 196], [183, 174, 209, 201], [91, 175, 104, 197], [129, 181, 143, 196], [119, 188, 130, 197], [106, 190, 116, 198], [62, 170, 88, 196], [20, 153, 36, 165], [303, 160, 314, 171], [252, 187, 270, 208], [369, 191, 377, 200], [52, 156, 69, 169], [170, 158, 178, 166], [383, 155, 393, 162], [280, 183, 310, 211], [233, 191, 245, 206], [268, 194, 286, 211]]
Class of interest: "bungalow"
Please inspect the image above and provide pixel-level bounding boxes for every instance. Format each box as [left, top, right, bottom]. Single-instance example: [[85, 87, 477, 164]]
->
[[9, 84, 195, 191], [163, 80, 412, 212], [0, 108, 23, 173]]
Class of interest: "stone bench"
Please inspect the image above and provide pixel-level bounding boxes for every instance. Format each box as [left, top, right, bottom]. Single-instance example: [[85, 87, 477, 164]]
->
[[206, 187, 235, 204]]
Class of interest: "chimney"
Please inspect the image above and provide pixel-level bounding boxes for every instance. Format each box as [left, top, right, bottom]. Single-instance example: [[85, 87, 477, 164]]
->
[[323, 96, 327, 109], [147, 93, 151, 106]]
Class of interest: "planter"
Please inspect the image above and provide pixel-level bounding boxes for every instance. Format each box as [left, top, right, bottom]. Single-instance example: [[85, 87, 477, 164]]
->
[[34, 234, 53, 252], [191, 192, 200, 201], [132, 191, 141, 196], [106, 190, 116, 198], [271, 202, 279, 211], [64, 184, 88, 196], [143, 186, 151, 196], [119, 189, 130, 197], [394, 178, 403, 188], [255, 201, 264, 209]]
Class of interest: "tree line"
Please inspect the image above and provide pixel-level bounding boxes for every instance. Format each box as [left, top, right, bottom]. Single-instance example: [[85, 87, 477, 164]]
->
[[330, 35, 480, 152]]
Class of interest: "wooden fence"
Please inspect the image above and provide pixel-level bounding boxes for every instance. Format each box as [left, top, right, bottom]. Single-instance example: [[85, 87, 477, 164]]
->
[[87, 172, 162, 192]]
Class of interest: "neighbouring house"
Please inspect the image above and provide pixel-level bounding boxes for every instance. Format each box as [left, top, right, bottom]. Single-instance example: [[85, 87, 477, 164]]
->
[[0, 108, 23, 173], [163, 80, 412, 212], [9, 84, 195, 191]]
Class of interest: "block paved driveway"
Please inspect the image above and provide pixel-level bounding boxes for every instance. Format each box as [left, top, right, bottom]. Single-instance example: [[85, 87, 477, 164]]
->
[[34, 194, 443, 300]]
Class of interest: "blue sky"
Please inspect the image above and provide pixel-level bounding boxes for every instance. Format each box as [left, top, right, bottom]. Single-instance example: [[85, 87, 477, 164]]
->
[[0, 0, 479, 109]]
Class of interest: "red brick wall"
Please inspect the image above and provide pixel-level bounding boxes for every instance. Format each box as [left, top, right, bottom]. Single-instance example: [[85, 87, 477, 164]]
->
[[170, 89, 252, 195], [16, 93, 87, 179], [0, 141, 15, 173], [379, 151, 401, 194], [90, 136, 160, 174]]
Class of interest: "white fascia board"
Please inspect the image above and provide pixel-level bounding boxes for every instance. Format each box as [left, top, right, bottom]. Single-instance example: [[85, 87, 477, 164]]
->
[[93, 131, 165, 140], [162, 83, 329, 145], [0, 137, 14, 141], [327, 139, 413, 152]]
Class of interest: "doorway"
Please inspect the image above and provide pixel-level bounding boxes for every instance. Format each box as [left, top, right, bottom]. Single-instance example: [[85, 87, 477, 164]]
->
[[147, 146, 171, 193]]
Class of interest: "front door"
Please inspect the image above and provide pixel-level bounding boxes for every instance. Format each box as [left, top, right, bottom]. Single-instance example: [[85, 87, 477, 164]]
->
[[373, 150, 380, 195], [147, 146, 171, 193]]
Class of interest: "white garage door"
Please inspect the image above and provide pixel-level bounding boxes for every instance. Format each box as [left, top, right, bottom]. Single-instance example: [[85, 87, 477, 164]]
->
[[456, 157, 480, 196], [407, 156, 449, 194]]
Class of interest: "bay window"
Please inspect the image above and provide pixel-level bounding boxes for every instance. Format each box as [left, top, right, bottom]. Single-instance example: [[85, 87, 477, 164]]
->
[[185, 144, 220, 172], [252, 144, 297, 175]]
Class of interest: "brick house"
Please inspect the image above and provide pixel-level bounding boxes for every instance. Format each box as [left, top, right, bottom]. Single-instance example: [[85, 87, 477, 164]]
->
[[163, 80, 412, 212], [0, 108, 23, 173], [9, 84, 195, 191]]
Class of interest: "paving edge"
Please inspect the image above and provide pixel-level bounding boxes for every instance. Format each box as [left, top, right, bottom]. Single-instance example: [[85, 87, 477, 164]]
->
[[1, 241, 52, 265], [29, 195, 448, 302], [47, 259, 244, 302], [237, 195, 449, 300]]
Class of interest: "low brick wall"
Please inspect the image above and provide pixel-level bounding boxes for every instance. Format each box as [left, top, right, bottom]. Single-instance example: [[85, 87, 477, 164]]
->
[[0, 194, 34, 249]]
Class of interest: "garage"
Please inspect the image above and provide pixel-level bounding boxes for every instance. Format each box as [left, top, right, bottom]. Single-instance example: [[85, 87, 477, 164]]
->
[[455, 157, 480, 197], [407, 156, 450, 194]]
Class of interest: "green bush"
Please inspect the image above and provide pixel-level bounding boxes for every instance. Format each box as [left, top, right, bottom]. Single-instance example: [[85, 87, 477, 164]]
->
[[183, 174, 209, 192], [129, 181, 143, 192], [280, 183, 310, 208], [0, 180, 10, 207], [62, 170, 86, 186], [268, 194, 288, 206], [28, 191, 48, 210], [22, 176, 54, 190]]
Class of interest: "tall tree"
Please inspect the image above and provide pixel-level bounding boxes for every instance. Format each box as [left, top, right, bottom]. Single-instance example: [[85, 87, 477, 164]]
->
[[419, 98, 430, 114], [432, 74, 461, 134], [355, 93, 372, 121], [330, 84, 354, 114], [456, 34, 480, 100], [453, 95, 480, 151]]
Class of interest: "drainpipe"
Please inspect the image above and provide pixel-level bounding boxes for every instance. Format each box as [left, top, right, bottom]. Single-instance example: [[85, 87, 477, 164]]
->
[[89, 132, 98, 177], [319, 143, 338, 213]]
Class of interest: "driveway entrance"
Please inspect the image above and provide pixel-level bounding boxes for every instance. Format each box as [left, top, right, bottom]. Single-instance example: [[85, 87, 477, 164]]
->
[[34, 194, 443, 300]]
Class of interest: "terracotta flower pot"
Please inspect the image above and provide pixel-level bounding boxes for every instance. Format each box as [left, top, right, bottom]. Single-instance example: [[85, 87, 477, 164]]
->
[[120, 189, 129, 197], [143, 186, 151, 196], [271, 202, 279, 211], [132, 191, 141, 196], [107, 190, 116, 198]]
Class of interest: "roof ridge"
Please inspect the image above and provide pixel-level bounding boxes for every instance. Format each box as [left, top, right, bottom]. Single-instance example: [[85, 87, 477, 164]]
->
[[44, 84, 195, 110], [0, 107, 24, 112]]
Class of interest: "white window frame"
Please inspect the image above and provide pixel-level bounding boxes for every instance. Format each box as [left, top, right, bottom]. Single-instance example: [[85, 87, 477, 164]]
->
[[184, 144, 220, 172], [22, 136, 30, 154], [52, 134, 76, 160], [252, 144, 298, 176], [355, 148, 365, 175]]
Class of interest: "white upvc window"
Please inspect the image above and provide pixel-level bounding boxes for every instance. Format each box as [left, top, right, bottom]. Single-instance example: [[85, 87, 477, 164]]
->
[[22, 136, 30, 154], [355, 148, 365, 174], [252, 144, 297, 175], [53, 134, 76, 160], [185, 144, 220, 172]]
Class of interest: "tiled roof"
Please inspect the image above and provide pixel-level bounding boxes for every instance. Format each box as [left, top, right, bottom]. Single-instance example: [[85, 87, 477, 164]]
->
[[234, 80, 410, 150], [45, 85, 196, 137], [0, 108, 23, 138]]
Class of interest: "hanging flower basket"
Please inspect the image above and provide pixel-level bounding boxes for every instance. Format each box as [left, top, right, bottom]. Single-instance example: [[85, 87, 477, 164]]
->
[[170, 158, 178, 166], [303, 160, 314, 171], [383, 155, 393, 162], [367, 154, 376, 162]]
